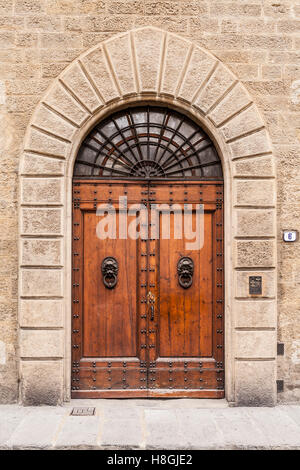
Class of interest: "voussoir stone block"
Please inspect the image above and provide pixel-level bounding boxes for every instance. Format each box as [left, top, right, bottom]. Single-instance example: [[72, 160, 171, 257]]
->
[[61, 62, 102, 112], [208, 83, 251, 127], [178, 46, 216, 103], [234, 180, 276, 206], [21, 269, 63, 297], [133, 27, 164, 93], [21, 178, 63, 205], [235, 360, 276, 406], [233, 155, 275, 177], [44, 82, 89, 126], [195, 64, 236, 114], [105, 33, 136, 97], [220, 105, 264, 141], [21, 361, 63, 406], [161, 33, 190, 96], [21, 208, 62, 235], [235, 240, 276, 267], [235, 270, 276, 298], [19, 299, 63, 328], [235, 330, 276, 359], [20, 329, 64, 358], [21, 239, 63, 266], [21, 154, 65, 176], [81, 45, 119, 103], [234, 300, 276, 328], [26, 127, 68, 158], [234, 209, 275, 237], [230, 128, 272, 158], [33, 104, 77, 141]]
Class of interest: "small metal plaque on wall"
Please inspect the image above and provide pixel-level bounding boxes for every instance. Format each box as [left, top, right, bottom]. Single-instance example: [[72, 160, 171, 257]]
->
[[71, 407, 95, 416], [249, 276, 262, 295], [283, 230, 298, 242]]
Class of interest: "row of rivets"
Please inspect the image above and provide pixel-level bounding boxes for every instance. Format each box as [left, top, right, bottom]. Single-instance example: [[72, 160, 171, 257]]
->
[[72, 206, 80, 377]]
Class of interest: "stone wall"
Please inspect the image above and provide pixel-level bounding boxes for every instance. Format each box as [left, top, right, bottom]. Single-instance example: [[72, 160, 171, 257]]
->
[[0, 0, 299, 404]]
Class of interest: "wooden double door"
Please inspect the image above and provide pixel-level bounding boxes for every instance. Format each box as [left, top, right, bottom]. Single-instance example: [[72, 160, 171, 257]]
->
[[72, 180, 224, 398]]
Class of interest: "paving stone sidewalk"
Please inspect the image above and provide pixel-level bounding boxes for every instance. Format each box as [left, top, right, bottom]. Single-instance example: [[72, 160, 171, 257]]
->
[[1, 399, 300, 450]]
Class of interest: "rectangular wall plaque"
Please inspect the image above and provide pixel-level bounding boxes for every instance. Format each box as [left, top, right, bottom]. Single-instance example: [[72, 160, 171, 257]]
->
[[277, 343, 285, 356], [277, 380, 284, 393], [249, 276, 262, 295]]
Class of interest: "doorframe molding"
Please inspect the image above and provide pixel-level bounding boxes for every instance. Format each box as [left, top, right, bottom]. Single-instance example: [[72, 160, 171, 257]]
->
[[18, 27, 277, 406]]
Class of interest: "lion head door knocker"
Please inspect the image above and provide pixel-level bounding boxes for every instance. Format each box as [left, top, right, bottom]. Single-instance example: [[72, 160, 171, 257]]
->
[[177, 257, 194, 289], [101, 257, 119, 289]]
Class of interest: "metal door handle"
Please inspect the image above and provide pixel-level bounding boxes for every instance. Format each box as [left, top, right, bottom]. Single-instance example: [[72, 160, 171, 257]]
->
[[150, 305, 154, 321]]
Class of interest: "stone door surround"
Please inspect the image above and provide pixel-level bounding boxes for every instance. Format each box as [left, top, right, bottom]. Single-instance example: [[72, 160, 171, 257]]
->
[[19, 27, 276, 406]]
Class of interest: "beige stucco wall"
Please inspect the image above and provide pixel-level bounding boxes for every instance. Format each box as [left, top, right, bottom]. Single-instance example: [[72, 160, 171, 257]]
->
[[0, 0, 299, 405]]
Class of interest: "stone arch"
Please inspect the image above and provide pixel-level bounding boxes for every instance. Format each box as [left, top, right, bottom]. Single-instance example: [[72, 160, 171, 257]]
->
[[19, 27, 277, 406]]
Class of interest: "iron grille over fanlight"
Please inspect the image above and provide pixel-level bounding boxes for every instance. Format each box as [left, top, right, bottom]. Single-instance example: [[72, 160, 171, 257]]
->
[[74, 106, 222, 179]]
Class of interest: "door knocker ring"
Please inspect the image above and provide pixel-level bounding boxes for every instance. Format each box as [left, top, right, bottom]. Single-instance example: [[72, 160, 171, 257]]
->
[[101, 257, 119, 289], [177, 257, 194, 289]]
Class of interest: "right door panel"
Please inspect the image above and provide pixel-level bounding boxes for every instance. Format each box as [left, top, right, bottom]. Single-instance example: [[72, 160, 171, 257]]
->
[[148, 182, 224, 397]]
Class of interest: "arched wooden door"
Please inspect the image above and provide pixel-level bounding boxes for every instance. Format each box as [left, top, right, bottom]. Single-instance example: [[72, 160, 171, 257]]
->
[[72, 106, 224, 398]]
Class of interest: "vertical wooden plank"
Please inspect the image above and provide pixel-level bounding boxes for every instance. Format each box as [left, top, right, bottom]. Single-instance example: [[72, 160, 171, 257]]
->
[[82, 209, 137, 357], [199, 211, 213, 357]]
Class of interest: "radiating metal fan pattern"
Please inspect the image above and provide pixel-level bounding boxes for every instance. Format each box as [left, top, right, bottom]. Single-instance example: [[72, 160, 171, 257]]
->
[[74, 106, 222, 179]]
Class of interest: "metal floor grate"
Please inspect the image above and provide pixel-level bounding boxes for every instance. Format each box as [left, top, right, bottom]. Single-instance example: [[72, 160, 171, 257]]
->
[[71, 407, 96, 416]]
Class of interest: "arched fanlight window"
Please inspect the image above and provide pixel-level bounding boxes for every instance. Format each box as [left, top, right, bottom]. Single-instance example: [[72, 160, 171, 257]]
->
[[74, 106, 222, 179]]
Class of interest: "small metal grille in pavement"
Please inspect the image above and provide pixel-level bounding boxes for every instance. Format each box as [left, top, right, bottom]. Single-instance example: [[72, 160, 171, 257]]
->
[[71, 407, 95, 416]]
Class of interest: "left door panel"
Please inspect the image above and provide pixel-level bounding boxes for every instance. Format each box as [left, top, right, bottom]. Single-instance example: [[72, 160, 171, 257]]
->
[[72, 181, 146, 397]]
